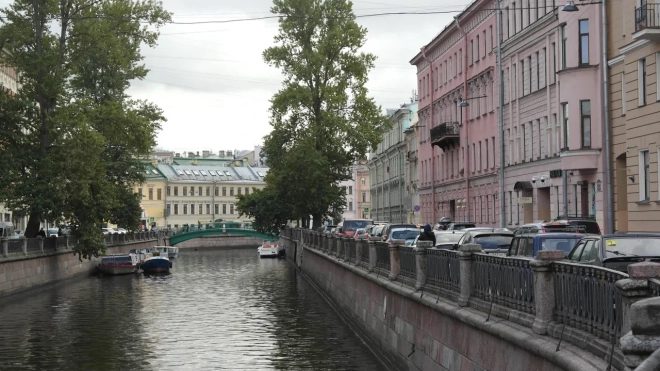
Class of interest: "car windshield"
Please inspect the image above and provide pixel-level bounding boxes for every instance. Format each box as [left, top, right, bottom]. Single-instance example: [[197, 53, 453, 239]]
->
[[544, 224, 589, 233], [540, 237, 582, 255], [343, 220, 371, 232], [452, 224, 475, 230], [391, 230, 421, 241], [604, 238, 660, 257], [473, 235, 513, 250], [435, 233, 464, 244]]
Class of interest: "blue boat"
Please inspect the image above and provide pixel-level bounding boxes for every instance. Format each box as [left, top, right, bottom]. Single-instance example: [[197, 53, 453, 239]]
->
[[141, 251, 171, 274]]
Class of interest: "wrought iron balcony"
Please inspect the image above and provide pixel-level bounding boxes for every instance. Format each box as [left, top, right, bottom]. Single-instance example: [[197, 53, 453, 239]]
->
[[430, 122, 460, 152], [634, 3, 660, 41]]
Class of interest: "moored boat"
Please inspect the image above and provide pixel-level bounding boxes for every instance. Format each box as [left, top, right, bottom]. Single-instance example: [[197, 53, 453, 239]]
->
[[97, 254, 140, 275], [153, 246, 179, 260], [258, 241, 282, 258], [141, 251, 171, 274]]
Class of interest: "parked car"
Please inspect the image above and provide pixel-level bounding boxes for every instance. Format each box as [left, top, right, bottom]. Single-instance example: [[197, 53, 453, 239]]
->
[[514, 219, 601, 236], [371, 225, 386, 239], [354, 228, 367, 240], [412, 230, 466, 249], [446, 222, 476, 231], [386, 227, 422, 245], [380, 223, 420, 241], [455, 228, 514, 256], [566, 234, 660, 273], [434, 217, 453, 231], [45, 228, 59, 237], [116, 228, 127, 234], [322, 225, 336, 234], [508, 233, 585, 259], [102, 227, 117, 235]]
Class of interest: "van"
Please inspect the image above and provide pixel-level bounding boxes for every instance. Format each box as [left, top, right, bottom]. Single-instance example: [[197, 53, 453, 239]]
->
[[0, 222, 16, 239]]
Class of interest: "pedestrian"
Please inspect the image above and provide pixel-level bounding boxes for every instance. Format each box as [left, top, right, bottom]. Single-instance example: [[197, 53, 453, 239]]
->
[[418, 224, 436, 246], [38, 228, 46, 238]]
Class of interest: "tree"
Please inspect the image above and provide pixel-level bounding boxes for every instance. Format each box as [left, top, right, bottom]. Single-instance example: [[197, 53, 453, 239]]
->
[[0, 0, 170, 259], [250, 0, 387, 230]]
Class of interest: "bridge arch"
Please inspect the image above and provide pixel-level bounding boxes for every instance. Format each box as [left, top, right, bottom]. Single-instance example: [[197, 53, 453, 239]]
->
[[169, 228, 277, 246]]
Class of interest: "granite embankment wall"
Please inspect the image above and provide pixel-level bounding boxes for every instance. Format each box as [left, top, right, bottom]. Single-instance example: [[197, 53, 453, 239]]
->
[[173, 235, 263, 249], [0, 239, 156, 299], [280, 235, 608, 371]]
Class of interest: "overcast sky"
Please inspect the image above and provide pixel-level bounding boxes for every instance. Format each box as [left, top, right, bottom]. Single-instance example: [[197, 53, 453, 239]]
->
[[128, 0, 472, 154]]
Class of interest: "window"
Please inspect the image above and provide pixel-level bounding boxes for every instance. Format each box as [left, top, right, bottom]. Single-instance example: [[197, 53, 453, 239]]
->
[[157, 188, 162, 201], [561, 25, 567, 69], [237, 187, 242, 195], [362, 191, 366, 203], [198, 186, 202, 196], [167, 186, 171, 196], [579, 20, 589, 66], [492, 137, 496, 168], [553, 113, 560, 155], [183, 187, 187, 196], [245, 187, 249, 195], [230, 187, 234, 196], [561, 103, 569, 149], [191, 203, 195, 214], [183, 204, 188, 215], [551, 42, 556, 83], [512, 3, 517, 34], [528, 56, 532, 93], [206, 187, 210, 196], [476, 35, 480, 60], [514, 127, 519, 162], [199, 204, 203, 214], [527, 0, 531, 27], [222, 204, 226, 214], [174, 204, 179, 215], [581, 100, 591, 148], [361, 177, 366, 185], [536, 51, 540, 90], [348, 186, 353, 195], [545, 117, 551, 158], [459, 49, 463, 72], [479, 141, 483, 171], [174, 186, 178, 196], [657, 52, 660, 102], [640, 150, 651, 201], [485, 138, 489, 169], [166, 204, 171, 216], [489, 26, 494, 50], [148, 188, 153, 200], [214, 204, 219, 214], [222, 187, 226, 196], [214, 187, 219, 196], [483, 30, 486, 57], [349, 202, 353, 211], [621, 72, 627, 115], [206, 204, 210, 214], [470, 40, 474, 65], [522, 124, 527, 161], [506, 7, 510, 38], [520, 59, 525, 95], [230, 204, 235, 215], [138, 188, 143, 199], [639, 58, 647, 106]]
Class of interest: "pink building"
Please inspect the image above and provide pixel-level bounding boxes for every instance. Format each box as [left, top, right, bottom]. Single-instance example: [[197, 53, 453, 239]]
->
[[410, 0, 499, 226], [500, 1, 606, 228]]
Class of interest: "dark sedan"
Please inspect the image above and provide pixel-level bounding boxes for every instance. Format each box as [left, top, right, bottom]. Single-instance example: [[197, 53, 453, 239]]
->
[[566, 234, 660, 272]]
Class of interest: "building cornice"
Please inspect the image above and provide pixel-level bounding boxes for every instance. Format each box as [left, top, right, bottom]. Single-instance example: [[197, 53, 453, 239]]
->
[[501, 10, 558, 58], [619, 39, 650, 56], [608, 55, 625, 67]]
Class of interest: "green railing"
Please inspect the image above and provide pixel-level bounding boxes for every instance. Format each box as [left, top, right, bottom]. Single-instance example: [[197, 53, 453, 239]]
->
[[169, 228, 276, 245]]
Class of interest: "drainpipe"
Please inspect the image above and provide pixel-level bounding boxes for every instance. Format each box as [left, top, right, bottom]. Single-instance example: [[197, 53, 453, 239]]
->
[[420, 47, 436, 225], [164, 180, 168, 227], [455, 16, 470, 222], [496, 0, 506, 228], [602, 0, 614, 233]]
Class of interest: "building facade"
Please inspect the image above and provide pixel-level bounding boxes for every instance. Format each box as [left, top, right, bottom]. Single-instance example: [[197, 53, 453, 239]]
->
[[404, 105, 421, 224], [608, 0, 660, 232], [410, 0, 499, 226], [133, 156, 268, 229], [499, 0, 606, 228], [369, 102, 417, 223]]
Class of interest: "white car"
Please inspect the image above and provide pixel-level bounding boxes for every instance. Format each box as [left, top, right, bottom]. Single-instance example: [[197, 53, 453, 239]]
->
[[116, 228, 127, 234], [102, 228, 116, 235]]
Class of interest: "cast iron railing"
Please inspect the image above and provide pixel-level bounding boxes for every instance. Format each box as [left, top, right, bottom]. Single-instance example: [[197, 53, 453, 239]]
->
[[650, 278, 660, 296], [473, 254, 535, 314], [553, 262, 627, 343], [345, 239, 356, 264], [359, 241, 370, 268], [426, 249, 460, 292], [398, 245, 417, 282], [430, 122, 460, 143], [636, 3, 660, 31], [375, 242, 390, 272], [8, 240, 23, 255]]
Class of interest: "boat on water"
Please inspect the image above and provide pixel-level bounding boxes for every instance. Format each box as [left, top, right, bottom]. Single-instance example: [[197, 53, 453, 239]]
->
[[97, 254, 140, 275], [258, 240, 283, 258], [141, 251, 171, 274], [153, 246, 179, 260]]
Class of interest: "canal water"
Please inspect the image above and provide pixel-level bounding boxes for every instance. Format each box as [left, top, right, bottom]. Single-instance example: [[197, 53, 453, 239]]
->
[[0, 249, 386, 371]]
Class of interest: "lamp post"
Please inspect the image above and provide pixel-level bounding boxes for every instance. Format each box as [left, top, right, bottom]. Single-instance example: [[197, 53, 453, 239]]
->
[[496, 0, 506, 228]]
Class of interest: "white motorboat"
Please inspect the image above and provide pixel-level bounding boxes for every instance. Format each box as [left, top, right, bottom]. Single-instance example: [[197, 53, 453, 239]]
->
[[154, 246, 179, 260], [258, 240, 282, 258]]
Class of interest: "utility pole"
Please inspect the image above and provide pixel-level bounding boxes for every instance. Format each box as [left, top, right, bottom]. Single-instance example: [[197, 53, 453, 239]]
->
[[496, 0, 506, 228]]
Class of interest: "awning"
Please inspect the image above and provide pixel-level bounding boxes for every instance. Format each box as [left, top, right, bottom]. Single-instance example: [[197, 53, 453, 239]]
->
[[513, 181, 533, 191]]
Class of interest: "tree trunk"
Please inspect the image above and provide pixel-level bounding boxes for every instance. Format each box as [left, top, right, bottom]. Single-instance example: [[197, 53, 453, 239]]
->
[[312, 213, 322, 230], [24, 213, 41, 238]]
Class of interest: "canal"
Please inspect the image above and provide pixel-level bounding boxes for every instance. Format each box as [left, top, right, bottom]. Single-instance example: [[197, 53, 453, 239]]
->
[[0, 248, 386, 371]]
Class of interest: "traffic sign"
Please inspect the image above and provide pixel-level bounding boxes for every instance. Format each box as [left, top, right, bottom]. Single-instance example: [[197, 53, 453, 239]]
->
[[363, 207, 370, 213], [149, 217, 155, 222]]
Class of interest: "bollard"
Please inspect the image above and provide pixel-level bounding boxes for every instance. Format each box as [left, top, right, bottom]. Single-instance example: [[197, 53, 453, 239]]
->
[[530, 250, 565, 335], [457, 243, 482, 307], [415, 241, 433, 291]]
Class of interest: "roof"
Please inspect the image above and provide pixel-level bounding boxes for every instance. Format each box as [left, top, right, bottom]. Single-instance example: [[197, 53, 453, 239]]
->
[[154, 164, 268, 183], [143, 163, 167, 180]]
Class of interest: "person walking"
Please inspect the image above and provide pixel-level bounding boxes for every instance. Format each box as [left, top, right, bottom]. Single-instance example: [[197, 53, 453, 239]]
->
[[418, 224, 436, 246]]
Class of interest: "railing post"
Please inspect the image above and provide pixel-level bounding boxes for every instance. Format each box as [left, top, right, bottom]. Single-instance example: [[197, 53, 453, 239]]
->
[[38, 237, 44, 253], [617, 263, 660, 342], [356, 238, 364, 264], [368, 237, 378, 272], [1, 238, 7, 258], [389, 240, 403, 281], [530, 250, 565, 335], [415, 241, 432, 291], [620, 296, 660, 369], [457, 243, 482, 307], [337, 237, 345, 260], [22, 238, 28, 255]]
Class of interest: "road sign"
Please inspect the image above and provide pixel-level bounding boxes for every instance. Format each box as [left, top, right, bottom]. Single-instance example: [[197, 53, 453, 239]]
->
[[149, 217, 155, 222], [413, 205, 420, 212], [363, 207, 370, 213]]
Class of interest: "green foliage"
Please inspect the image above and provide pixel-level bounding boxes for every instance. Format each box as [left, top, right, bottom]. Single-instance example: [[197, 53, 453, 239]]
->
[[235, 188, 290, 236], [240, 0, 388, 230], [0, 0, 170, 260]]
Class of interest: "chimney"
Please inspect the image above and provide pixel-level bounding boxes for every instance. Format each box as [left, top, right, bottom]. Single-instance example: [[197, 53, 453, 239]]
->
[[219, 150, 225, 157], [226, 150, 232, 157], [196, 151, 200, 157], [202, 150, 210, 158], [175, 153, 181, 158], [188, 152, 194, 158]]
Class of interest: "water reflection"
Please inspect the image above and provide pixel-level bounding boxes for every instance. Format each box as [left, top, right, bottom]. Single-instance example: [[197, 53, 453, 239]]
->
[[0, 249, 384, 371]]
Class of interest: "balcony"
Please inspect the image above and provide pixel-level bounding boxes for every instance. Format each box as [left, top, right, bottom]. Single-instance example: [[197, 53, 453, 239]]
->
[[634, 3, 660, 41], [430, 122, 460, 152]]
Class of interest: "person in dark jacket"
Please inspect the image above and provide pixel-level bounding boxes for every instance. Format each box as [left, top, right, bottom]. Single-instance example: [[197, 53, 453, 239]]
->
[[418, 224, 436, 246]]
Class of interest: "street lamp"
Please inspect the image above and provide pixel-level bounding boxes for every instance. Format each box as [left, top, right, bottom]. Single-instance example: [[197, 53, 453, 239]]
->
[[457, 95, 487, 107], [562, 1, 579, 12]]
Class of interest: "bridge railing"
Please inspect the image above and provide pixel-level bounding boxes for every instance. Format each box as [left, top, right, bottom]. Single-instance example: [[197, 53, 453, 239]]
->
[[284, 228, 660, 370]]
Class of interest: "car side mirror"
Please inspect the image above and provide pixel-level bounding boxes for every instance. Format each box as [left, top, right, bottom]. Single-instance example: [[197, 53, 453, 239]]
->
[[453, 243, 458, 250]]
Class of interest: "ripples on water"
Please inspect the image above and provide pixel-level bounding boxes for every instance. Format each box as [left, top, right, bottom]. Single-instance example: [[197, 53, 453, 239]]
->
[[0, 249, 385, 371]]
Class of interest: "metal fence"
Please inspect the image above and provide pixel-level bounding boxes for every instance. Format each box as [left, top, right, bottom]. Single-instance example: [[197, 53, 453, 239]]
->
[[375, 242, 390, 272], [329, 238, 337, 256], [359, 241, 369, 268], [398, 246, 417, 282], [650, 279, 660, 297], [345, 239, 356, 264], [426, 249, 460, 292], [473, 254, 535, 314], [553, 262, 627, 343], [8, 240, 23, 255]]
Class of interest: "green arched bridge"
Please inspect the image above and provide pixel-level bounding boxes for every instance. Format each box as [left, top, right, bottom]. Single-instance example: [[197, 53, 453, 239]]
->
[[169, 228, 277, 246]]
